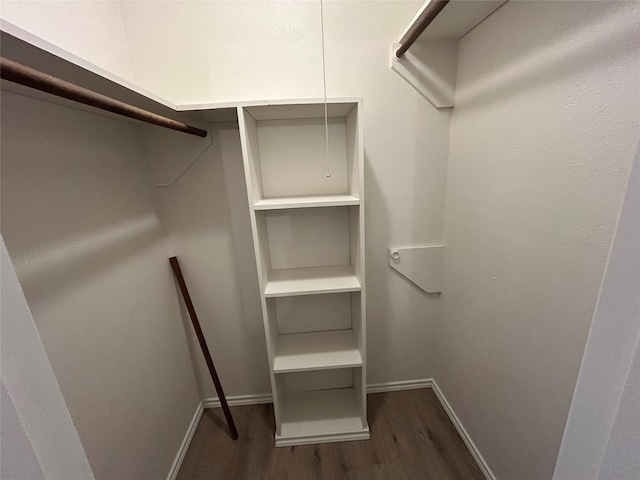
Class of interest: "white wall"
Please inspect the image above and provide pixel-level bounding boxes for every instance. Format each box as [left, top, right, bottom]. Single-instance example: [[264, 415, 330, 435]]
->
[[119, 0, 323, 105], [437, 1, 640, 479], [599, 336, 640, 479], [151, 123, 272, 399], [1, 381, 46, 480], [122, 0, 449, 387], [554, 143, 640, 480], [0, 91, 201, 480], [1, 236, 94, 480], [0, 1, 136, 83]]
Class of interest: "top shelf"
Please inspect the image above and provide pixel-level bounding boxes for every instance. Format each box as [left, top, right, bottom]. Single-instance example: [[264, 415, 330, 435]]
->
[[254, 194, 360, 210], [244, 101, 357, 121], [239, 100, 361, 203]]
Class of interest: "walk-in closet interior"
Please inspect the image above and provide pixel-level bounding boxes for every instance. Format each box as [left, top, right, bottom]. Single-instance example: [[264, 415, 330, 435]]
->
[[1, 1, 639, 479]]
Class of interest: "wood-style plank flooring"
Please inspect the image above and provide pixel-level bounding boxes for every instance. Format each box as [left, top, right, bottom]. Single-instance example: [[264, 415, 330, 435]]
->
[[177, 389, 484, 480]]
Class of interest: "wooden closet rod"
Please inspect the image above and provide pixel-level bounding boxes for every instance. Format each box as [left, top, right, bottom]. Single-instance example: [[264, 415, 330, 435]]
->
[[395, 0, 450, 59], [0, 56, 207, 138]]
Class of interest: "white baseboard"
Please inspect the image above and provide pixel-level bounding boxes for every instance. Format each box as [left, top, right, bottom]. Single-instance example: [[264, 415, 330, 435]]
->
[[429, 379, 496, 480], [203, 392, 272, 409], [166, 393, 272, 480], [367, 378, 433, 393], [167, 380, 495, 480], [199, 380, 434, 409], [166, 401, 204, 480]]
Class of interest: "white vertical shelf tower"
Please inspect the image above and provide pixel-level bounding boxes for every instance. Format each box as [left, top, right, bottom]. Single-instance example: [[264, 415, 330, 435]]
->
[[238, 98, 369, 446]]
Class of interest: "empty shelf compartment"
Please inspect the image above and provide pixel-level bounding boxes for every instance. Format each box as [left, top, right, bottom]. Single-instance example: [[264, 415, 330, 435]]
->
[[279, 388, 365, 440]]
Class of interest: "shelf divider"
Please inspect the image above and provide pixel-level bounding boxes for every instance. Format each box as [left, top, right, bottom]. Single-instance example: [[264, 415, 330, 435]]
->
[[274, 330, 362, 373], [254, 194, 359, 210], [265, 265, 361, 298]]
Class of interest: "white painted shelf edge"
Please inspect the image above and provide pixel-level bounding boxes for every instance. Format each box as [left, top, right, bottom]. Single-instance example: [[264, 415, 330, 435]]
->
[[273, 330, 362, 373], [279, 389, 365, 440], [179, 96, 364, 112], [254, 194, 359, 210], [264, 265, 361, 298]]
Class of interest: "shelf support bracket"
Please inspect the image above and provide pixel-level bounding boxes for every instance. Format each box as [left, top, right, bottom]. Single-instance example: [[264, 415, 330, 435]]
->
[[389, 245, 444, 293], [391, 40, 458, 109]]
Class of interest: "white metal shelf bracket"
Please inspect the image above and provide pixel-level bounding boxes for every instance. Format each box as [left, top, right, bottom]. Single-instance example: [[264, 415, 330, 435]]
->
[[389, 245, 444, 293]]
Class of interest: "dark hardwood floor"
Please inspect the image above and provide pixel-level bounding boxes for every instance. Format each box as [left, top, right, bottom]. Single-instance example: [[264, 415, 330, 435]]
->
[[176, 389, 484, 480]]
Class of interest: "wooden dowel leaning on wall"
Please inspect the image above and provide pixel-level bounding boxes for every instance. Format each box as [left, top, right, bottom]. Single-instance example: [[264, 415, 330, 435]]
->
[[169, 257, 238, 440], [0, 56, 207, 137]]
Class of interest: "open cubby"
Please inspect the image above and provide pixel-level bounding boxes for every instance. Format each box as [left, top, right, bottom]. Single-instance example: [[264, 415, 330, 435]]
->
[[255, 205, 361, 297], [273, 292, 355, 334], [266, 292, 363, 374], [238, 99, 367, 446], [241, 101, 361, 209], [274, 368, 368, 445]]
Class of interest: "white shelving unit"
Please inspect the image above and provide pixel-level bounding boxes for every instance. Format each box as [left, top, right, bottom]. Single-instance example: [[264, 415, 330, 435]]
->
[[238, 98, 369, 446]]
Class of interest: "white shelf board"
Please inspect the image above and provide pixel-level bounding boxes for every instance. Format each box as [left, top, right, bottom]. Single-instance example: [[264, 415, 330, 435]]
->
[[264, 266, 361, 298], [274, 330, 361, 373], [279, 388, 364, 440], [245, 101, 357, 120], [254, 194, 359, 210], [408, 1, 507, 40], [179, 97, 362, 113]]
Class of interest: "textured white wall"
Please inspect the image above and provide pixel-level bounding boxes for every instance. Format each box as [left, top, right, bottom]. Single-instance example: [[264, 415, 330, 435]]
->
[[554, 144, 640, 480], [152, 123, 272, 399], [124, 0, 449, 387], [0, 1, 135, 83], [599, 337, 640, 479], [437, 1, 640, 479], [1, 236, 94, 480], [119, 0, 323, 105], [1, 382, 46, 480], [0, 92, 201, 480]]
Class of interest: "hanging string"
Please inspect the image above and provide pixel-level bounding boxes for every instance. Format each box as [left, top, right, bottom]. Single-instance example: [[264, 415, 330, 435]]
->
[[319, 0, 331, 179]]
